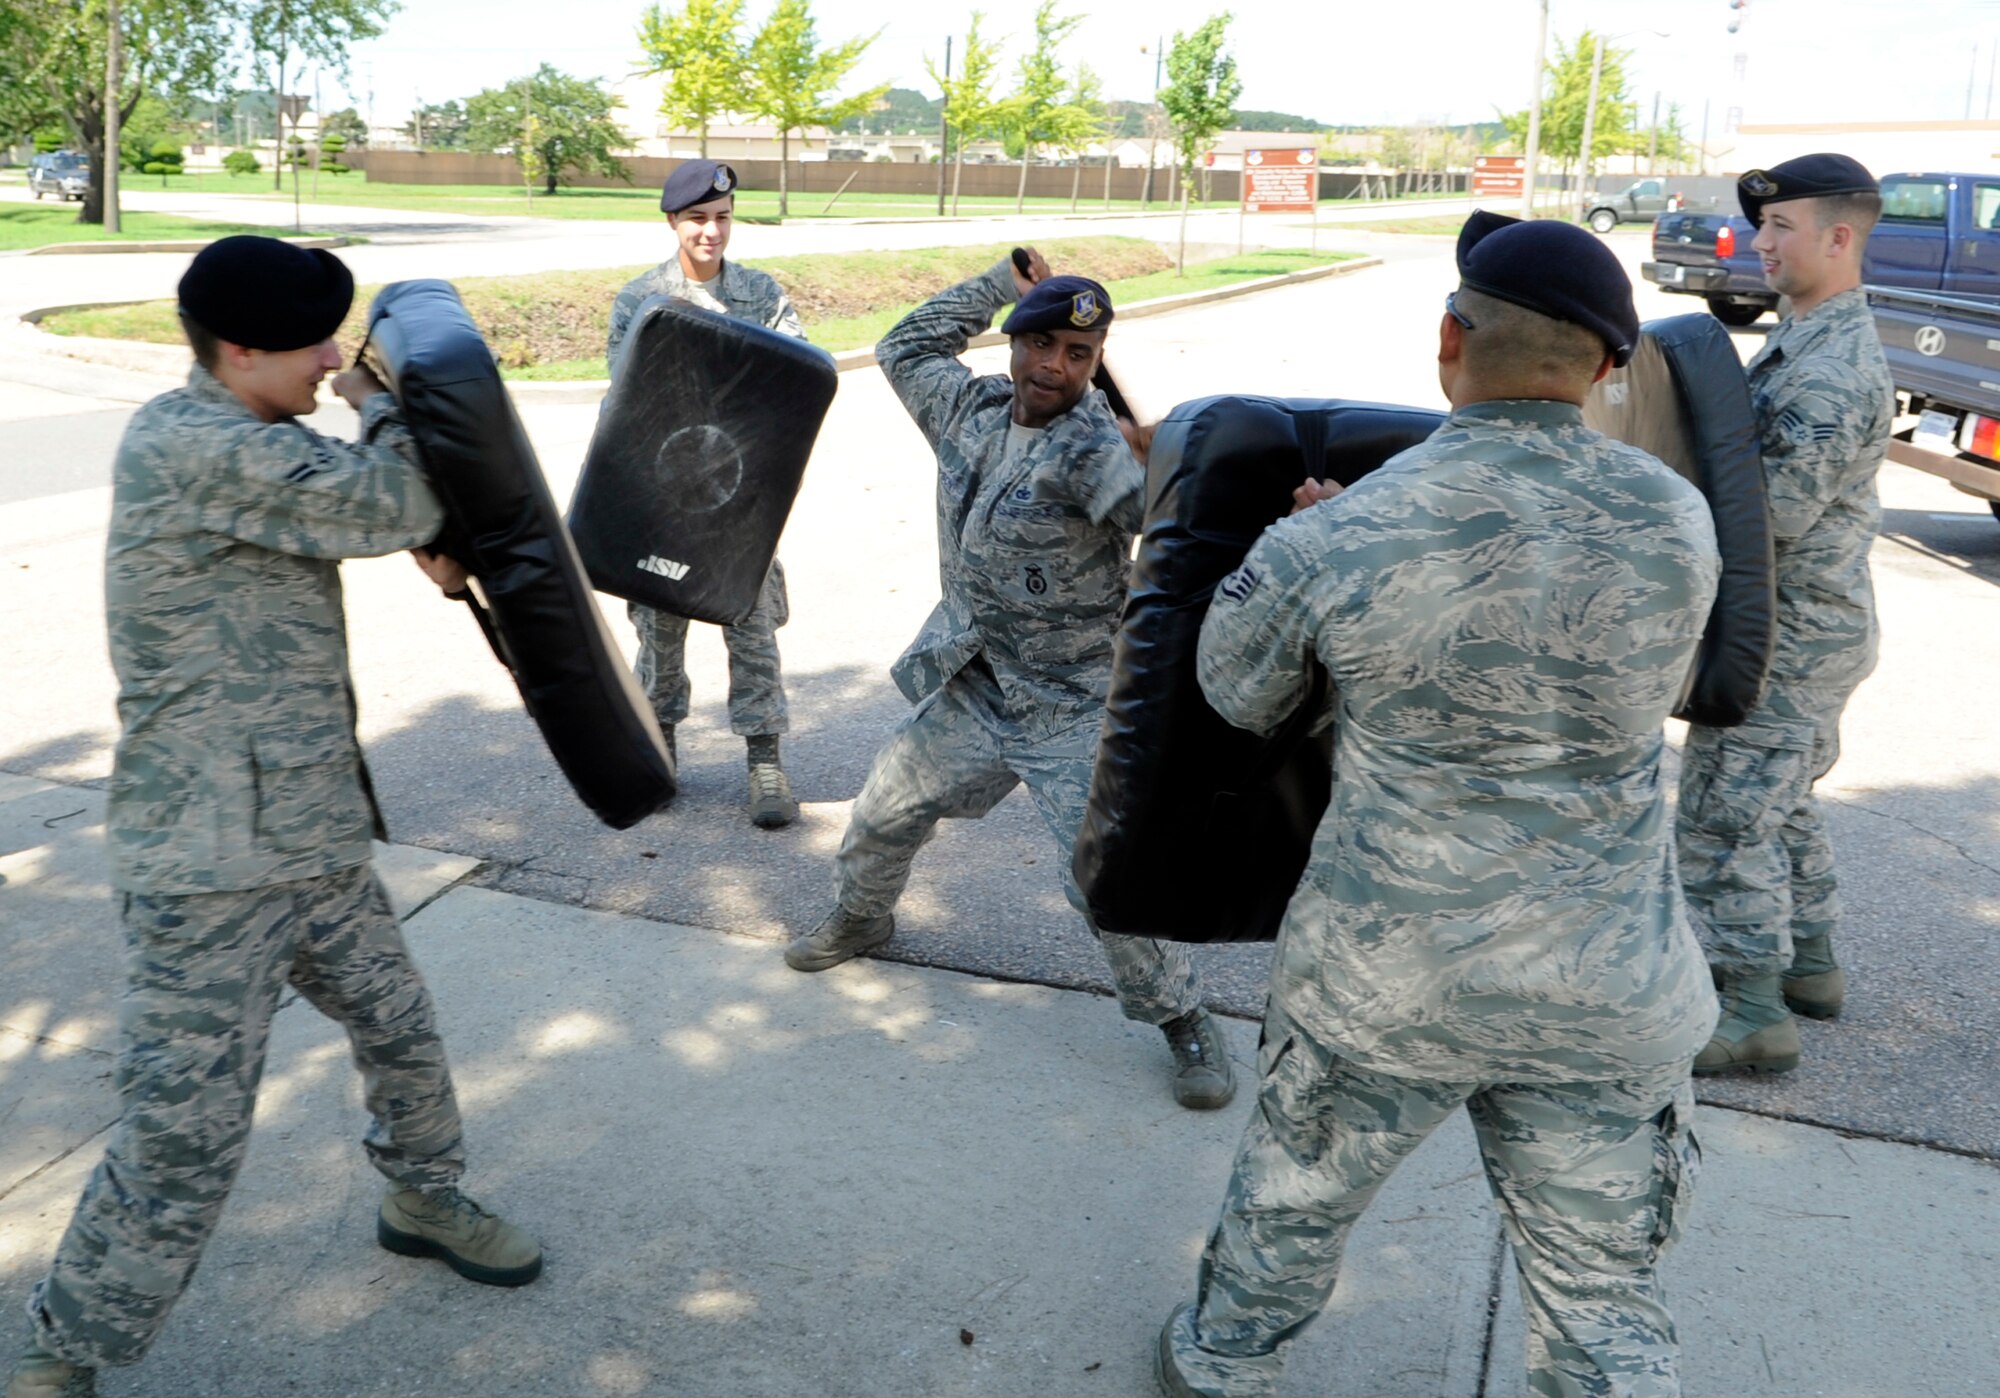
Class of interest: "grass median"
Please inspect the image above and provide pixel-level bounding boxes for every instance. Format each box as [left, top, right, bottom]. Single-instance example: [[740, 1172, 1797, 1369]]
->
[[0, 205, 333, 251], [40, 238, 1358, 381]]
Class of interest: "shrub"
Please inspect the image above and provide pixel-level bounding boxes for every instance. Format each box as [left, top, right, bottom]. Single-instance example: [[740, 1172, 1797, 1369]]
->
[[223, 150, 260, 176], [142, 161, 171, 175]]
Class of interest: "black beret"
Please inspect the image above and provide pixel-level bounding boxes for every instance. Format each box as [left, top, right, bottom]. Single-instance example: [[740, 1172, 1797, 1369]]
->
[[1455, 210, 1638, 367], [1738, 153, 1878, 224], [662, 160, 737, 214], [1000, 274, 1114, 335], [176, 235, 354, 351]]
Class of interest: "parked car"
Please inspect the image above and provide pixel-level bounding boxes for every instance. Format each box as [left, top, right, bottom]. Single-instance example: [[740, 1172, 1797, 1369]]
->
[[1582, 177, 1678, 233], [1642, 210, 1773, 324], [27, 152, 90, 201]]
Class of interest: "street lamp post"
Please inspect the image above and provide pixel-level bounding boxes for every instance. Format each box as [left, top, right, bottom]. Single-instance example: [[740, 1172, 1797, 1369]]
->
[[1577, 29, 1670, 219], [1141, 36, 1163, 210]]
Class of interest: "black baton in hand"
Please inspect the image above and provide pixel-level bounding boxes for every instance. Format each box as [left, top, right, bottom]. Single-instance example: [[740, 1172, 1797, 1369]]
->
[[1012, 246, 1135, 422]]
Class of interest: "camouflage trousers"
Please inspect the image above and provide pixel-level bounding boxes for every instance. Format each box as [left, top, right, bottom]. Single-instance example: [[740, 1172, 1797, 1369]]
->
[[26, 863, 464, 1370], [628, 559, 789, 737], [1678, 694, 1851, 977], [1170, 1005, 1699, 1398], [835, 657, 1201, 1027]]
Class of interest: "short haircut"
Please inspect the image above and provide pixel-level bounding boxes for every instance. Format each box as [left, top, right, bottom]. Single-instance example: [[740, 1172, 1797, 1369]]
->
[[1815, 191, 1882, 242], [1452, 286, 1607, 389], [178, 310, 221, 370]]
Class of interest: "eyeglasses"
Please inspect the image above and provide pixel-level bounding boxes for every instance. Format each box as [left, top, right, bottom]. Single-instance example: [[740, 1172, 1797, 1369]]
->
[[1445, 292, 1476, 330]]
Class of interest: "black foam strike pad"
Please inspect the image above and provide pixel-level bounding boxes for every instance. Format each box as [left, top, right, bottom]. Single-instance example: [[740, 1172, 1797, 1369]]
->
[[569, 295, 838, 625], [361, 279, 677, 830], [1075, 397, 1446, 944], [1584, 313, 1775, 727]]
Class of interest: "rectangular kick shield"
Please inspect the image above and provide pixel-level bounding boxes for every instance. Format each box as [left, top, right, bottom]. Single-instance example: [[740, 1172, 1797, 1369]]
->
[[568, 295, 839, 625], [361, 279, 677, 831], [1584, 313, 1775, 728], [1074, 397, 1446, 944]]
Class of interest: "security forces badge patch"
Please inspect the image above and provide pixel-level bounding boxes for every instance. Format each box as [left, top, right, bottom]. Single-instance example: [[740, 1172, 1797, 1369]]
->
[[1070, 289, 1102, 327], [1741, 170, 1779, 198]]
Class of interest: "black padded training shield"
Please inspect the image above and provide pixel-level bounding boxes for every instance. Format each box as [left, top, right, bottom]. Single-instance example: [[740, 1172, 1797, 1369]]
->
[[1075, 397, 1446, 944], [361, 279, 677, 830], [568, 295, 838, 625], [1583, 313, 1774, 727]]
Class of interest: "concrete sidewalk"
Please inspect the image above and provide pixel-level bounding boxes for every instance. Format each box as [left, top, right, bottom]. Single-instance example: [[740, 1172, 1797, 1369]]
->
[[3, 775, 1994, 1397]]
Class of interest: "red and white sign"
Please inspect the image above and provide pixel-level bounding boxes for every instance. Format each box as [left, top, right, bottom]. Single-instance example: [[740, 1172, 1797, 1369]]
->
[[1241, 148, 1317, 213], [1471, 154, 1526, 200]]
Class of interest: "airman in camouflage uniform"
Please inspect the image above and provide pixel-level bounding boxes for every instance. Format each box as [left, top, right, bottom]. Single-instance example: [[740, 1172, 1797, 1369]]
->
[[1677, 155, 1895, 1075], [609, 159, 802, 828], [783, 251, 1231, 1111], [9, 238, 537, 1398], [1158, 216, 1720, 1397]]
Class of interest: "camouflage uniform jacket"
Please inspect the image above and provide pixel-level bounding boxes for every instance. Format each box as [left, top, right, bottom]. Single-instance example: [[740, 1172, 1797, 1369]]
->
[[1745, 287, 1893, 712], [104, 365, 445, 895], [1199, 400, 1723, 1082], [606, 256, 804, 366], [876, 260, 1140, 731]]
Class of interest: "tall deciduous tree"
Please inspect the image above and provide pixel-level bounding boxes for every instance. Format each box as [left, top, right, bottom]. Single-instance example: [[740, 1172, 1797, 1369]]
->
[[1053, 63, 1103, 212], [743, 0, 886, 216], [246, 0, 397, 189], [403, 98, 468, 149], [1159, 12, 1241, 271], [1499, 30, 1635, 186], [636, 0, 747, 158], [10, 0, 236, 225], [994, 0, 1080, 213], [925, 11, 1002, 215], [465, 65, 632, 195]]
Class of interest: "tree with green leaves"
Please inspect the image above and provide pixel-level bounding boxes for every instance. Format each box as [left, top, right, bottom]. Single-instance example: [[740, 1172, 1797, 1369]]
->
[[1499, 30, 1635, 195], [925, 12, 1002, 215], [8, 0, 237, 224], [1053, 63, 1103, 212], [636, 0, 747, 158], [994, 0, 1080, 213], [321, 105, 368, 148], [1158, 13, 1241, 270], [465, 65, 632, 195], [743, 0, 886, 216], [246, 0, 397, 190], [404, 98, 468, 150]]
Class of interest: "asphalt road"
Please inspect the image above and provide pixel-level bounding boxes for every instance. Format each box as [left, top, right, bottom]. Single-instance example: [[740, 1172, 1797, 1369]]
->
[[2, 228, 1995, 1163]]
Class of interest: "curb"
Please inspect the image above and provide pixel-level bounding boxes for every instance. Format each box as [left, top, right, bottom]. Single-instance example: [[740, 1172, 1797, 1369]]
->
[[19, 234, 347, 257], [12, 254, 1383, 406], [499, 255, 1383, 405]]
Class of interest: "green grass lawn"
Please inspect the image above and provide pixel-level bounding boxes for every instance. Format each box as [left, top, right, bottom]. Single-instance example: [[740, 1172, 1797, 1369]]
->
[[42, 237, 1358, 381], [100, 169, 1462, 223], [0, 204, 333, 251]]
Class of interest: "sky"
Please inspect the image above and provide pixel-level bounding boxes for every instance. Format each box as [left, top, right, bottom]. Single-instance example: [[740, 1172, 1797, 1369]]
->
[[326, 0, 2000, 136]]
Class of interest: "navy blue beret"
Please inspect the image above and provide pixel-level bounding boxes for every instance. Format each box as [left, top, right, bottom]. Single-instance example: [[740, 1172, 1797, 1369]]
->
[[662, 159, 737, 214], [1455, 210, 1638, 367], [176, 235, 354, 350], [1000, 275, 1114, 335], [1738, 153, 1878, 223]]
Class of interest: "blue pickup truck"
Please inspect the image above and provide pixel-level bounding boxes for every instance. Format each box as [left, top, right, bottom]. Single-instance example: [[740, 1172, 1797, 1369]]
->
[[1643, 172, 2000, 516]]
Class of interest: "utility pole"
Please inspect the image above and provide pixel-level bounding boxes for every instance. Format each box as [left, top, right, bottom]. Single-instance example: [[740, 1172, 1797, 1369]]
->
[[312, 67, 321, 201], [1971, 43, 1981, 121], [1521, 0, 1548, 219], [935, 35, 951, 216], [1648, 91, 1660, 176], [104, 0, 122, 232], [1698, 99, 1710, 177], [1576, 35, 1605, 214], [1142, 35, 1163, 210], [1988, 42, 1997, 119]]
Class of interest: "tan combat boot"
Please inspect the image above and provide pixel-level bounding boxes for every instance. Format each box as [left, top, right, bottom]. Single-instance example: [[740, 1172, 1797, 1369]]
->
[[4, 1337, 94, 1398], [746, 735, 799, 829], [1162, 1009, 1237, 1110], [378, 1186, 543, 1287], [1695, 972, 1800, 1075], [784, 907, 894, 971], [1783, 935, 1846, 1020]]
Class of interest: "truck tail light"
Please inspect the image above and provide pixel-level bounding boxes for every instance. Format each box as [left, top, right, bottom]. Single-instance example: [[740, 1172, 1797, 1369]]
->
[[1716, 223, 1736, 259], [1962, 413, 2000, 461]]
